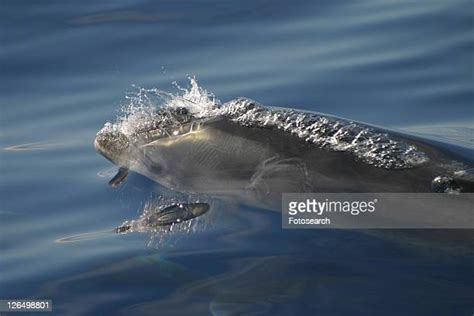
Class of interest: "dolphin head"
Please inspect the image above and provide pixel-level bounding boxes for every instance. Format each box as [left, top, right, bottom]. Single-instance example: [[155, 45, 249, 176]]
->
[[94, 127, 131, 167]]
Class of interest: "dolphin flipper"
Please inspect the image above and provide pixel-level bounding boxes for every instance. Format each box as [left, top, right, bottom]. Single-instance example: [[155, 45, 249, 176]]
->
[[109, 167, 129, 187]]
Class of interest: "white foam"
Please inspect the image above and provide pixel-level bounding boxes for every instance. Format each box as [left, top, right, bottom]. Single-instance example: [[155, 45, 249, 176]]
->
[[171, 76, 220, 114], [98, 76, 219, 138]]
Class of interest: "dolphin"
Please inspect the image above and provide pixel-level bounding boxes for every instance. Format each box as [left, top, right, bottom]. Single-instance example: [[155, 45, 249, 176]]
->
[[95, 97, 474, 210]]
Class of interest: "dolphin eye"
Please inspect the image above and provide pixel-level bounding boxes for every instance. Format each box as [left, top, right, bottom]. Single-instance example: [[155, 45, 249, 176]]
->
[[175, 107, 188, 115]]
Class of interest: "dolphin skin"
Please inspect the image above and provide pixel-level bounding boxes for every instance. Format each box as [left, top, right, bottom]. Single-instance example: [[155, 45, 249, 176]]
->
[[95, 97, 474, 211]]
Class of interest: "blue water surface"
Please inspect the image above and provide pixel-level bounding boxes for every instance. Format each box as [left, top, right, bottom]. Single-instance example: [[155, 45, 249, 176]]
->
[[1, 1, 473, 315]]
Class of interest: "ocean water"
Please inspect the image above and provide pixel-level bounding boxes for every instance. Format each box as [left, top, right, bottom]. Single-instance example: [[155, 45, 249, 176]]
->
[[1, 1, 473, 315]]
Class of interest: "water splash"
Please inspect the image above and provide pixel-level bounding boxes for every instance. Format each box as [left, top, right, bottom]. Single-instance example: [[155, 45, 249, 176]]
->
[[114, 196, 215, 248], [98, 76, 220, 139], [97, 77, 429, 169], [171, 77, 220, 114], [55, 196, 215, 246]]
